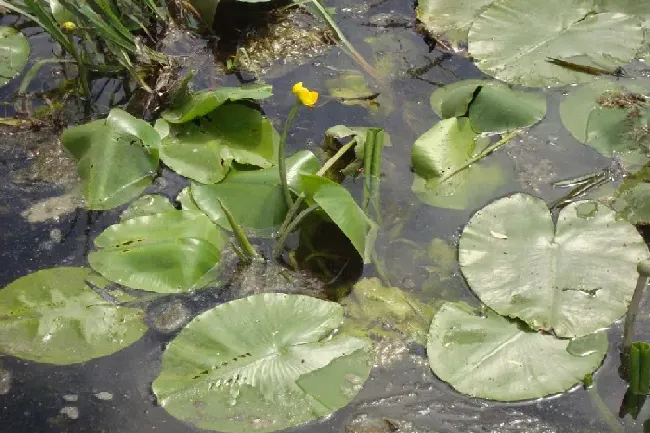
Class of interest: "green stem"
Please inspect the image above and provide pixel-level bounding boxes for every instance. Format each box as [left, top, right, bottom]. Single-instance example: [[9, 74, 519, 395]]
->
[[275, 137, 358, 245], [623, 262, 650, 351], [436, 131, 517, 186], [362, 128, 384, 221], [273, 204, 320, 259], [66, 34, 91, 99], [279, 101, 301, 209], [217, 198, 257, 260]]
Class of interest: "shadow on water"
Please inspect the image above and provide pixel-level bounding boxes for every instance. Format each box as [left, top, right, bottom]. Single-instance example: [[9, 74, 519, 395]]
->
[[2, 0, 650, 432]]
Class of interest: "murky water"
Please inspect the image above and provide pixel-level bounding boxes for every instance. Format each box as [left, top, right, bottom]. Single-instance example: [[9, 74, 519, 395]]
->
[[2, 0, 650, 432]]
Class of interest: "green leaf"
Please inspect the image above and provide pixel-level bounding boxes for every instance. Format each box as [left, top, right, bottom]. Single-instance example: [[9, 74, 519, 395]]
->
[[0, 267, 146, 365], [430, 80, 546, 133], [300, 174, 378, 264], [410, 117, 508, 210], [161, 84, 273, 123], [158, 104, 279, 184], [89, 210, 227, 293], [152, 293, 371, 433], [191, 150, 319, 236], [416, 0, 493, 49], [468, 0, 644, 86], [62, 109, 160, 210], [0, 27, 30, 87], [188, 0, 219, 26], [120, 194, 176, 221], [427, 302, 607, 401], [611, 165, 650, 225], [560, 80, 650, 170], [342, 277, 437, 345], [459, 193, 649, 337], [48, 0, 76, 24]]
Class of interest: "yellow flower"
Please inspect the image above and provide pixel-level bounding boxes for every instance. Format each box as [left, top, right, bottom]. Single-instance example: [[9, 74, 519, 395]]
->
[[61, 21, 77, 31], [292, 82, 319, 107]]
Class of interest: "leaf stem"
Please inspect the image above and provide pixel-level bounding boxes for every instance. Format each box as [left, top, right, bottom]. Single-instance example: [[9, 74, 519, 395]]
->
[[279, 101, 301, 209], [217, 198, 257, 260], [623, 261, 650, 351], [273, 204, 320, 259]]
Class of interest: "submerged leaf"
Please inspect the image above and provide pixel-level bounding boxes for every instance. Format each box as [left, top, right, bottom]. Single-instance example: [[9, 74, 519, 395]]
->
[[152, 293, 371, 433], [342, 278, 437, 345], [0, 267, 146, 364], [62, 109, 160, 210], [416, 0, 493, 49], [0, 27, 30, 87], [89, 210, 227, 293], [158, 104, 279, 184], [468, 0, 644, 86], [120, 194, 176, 221], [161, 84, 273, 123], [427, 302, 607, 401], [300, 174, 378, 264], [459, 193, 649, 337]]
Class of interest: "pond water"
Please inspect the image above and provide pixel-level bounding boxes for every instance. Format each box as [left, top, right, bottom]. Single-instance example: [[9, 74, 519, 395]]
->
[[2, 1, 650, 432]]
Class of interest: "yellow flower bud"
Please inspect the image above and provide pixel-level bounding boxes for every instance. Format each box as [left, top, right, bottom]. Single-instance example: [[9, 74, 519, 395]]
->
[[62, 21, 77, 31], [292, 82, 319, 107]]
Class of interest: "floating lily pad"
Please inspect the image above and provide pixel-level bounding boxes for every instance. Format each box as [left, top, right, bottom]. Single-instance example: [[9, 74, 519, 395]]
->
[[152, 293, 371, 433], [560, 80, 650, 171], [427, 302, 608, 401], [342, 278, 437, 345], [468, 0, 644, 86], [0, 27, 29, 87], [158, 104, 279, 184], [411, 117, 508, 210], [0, 267, 146, 365], [416, 0, 493, 49], [300, 174, 378, 263], [120, 194, 176, 221], [611, 165, 650, 225], [430, 80, 546, 133], [459, 193, 648, 337], [161, 84, 273, 123], [89, 210, 227, 293], [62, 109, 160, 210], [191, 151, 319, 236]]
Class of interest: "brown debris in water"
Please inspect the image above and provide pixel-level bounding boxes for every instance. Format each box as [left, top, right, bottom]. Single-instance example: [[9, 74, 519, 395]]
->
[[597, 92, 648, 110]]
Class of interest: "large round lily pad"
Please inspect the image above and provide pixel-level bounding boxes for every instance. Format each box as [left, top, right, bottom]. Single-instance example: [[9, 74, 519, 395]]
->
[[459, 193, 648, 337], [152, 293, 371, 433], [427, 302, 607, 401], [468, 0, 644, 86], [0, 267, 146, 365], [0, 26, 29, 87]]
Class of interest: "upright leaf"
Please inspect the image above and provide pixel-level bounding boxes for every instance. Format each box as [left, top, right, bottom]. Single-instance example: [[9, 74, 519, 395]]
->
[[0, 27, 30, 87]]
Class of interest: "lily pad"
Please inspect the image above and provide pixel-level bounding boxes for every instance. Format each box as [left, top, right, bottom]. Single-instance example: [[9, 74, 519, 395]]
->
[[560, 80, 650, 171], [0, 27, 29, 87], [190, 150, 319, 236], [416, 0, 493, 49], [342, 278, 437, 345], [0, 267, 146, 365], [468, 0, 644, 86], [161, 84, 273, 123], [89, 210, 227, 293], [62, 109, 160, 210], [459, 193, 648, 337], [120, 194, 176, 221], [158, 104, 279, 184], [611, 165, 650, 225], [427, 302, 608, 401], [300, 174, 378, 264], [411, 117, 508, 210], [430, 80, 546, 133], [152, 293, 371, 433]]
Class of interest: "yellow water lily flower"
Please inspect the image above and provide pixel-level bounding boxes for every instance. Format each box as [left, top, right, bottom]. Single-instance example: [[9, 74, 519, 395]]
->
[[61, 21, 77, 31], [292, 82, 319, 107]]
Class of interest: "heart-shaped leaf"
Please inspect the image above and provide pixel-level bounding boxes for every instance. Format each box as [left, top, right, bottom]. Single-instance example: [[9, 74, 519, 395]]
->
[[191, 150, 319, 236], [427, 302, 607, 401], [152, 293, 371, 433], [0, 267, 146, 364], [459, 193, 649, 337], [468, 0, 644, 86], [89, 210, 227, 293], [161, 83, 273, 123], [158, 104, 279, 184], [62, 109, 160, 210]]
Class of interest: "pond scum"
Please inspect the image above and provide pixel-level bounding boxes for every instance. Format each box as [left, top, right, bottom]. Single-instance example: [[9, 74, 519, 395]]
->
[[2, 0, 650, 432]]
